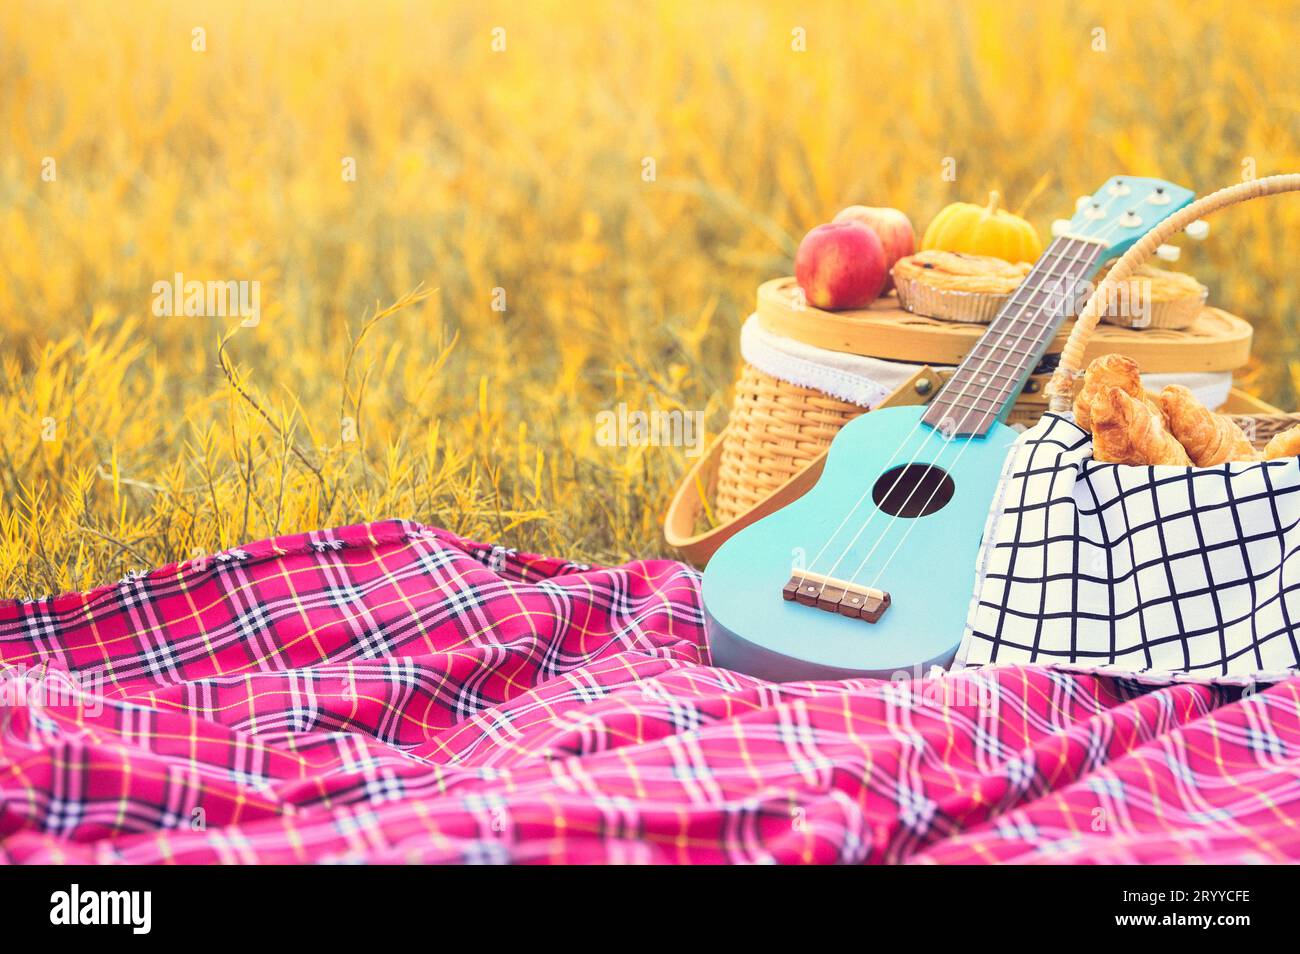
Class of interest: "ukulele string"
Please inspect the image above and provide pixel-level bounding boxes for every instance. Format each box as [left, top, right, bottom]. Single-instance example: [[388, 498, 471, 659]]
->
[[809, 220, 1111, 594], [837, 198, 1131, 585], [854, 214, 1129, 590], [791, 381, 939, 586], [787, 238, 1093, 589], [838, 234, 1102, 588], [796, 188, 1128, 595], [795, 238, 1088, 595]]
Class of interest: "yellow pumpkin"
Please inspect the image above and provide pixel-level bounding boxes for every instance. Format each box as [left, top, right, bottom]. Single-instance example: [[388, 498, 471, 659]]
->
[[921, 191, 1042, 264]]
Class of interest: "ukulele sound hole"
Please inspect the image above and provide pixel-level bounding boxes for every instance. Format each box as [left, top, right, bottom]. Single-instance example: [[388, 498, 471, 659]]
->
[[871, 464, 955, 518]]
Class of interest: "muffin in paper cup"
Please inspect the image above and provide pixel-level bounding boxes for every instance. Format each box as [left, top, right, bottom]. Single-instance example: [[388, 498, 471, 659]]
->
[[892, 250, 1033, 325]]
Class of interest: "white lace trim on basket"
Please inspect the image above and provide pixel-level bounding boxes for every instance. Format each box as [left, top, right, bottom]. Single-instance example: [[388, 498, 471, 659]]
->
[[739, 314, 906, 408]]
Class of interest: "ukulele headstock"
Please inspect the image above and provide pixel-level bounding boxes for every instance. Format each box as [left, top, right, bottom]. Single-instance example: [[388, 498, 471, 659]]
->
[[1051, 176, 1195, 261]]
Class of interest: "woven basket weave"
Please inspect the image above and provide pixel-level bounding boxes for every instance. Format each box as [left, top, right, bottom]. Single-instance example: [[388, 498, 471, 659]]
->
[[1229, 413, 1300, 450], [713, 364, 866, 523]]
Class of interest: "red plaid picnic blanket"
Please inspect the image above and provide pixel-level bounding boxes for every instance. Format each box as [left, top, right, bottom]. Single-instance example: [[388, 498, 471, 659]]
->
[[2, 518, 1299, 863]]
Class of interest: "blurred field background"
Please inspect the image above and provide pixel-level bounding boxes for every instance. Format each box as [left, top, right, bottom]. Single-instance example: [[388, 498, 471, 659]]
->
[[2, 0, 1299, 597]]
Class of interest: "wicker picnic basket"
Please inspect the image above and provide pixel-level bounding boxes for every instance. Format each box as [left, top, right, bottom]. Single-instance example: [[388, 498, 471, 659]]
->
[[1046, 174, 1300, 438], [956, 173, 1300, 684], [666, 267, 1273, 567]]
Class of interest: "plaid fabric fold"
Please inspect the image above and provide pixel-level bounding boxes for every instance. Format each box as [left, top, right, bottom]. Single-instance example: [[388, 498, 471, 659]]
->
[[3, 518, 1300, 863]]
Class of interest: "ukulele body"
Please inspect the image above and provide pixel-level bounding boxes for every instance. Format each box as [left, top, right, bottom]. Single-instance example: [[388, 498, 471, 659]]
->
[[702, 405, 1018, 683]]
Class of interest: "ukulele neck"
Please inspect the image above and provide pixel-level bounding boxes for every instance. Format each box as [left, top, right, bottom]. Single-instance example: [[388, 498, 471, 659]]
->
[[921, 236, 1108, 438]]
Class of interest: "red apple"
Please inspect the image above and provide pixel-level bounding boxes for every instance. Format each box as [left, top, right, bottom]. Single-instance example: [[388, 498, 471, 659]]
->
[[794, 221, 887, 310], [832, 205, 916, 290]]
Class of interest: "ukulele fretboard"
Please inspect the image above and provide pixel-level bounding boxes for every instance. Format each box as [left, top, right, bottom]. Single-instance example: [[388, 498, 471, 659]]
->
[[921, 236, 1106, 437]]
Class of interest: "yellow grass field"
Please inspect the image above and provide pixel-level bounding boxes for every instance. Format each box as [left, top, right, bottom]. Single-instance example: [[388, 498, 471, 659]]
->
[[3, 0, 1299, 597]]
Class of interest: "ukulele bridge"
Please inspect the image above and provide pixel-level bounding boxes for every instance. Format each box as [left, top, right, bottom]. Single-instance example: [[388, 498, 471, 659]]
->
[[782, 571, 891, 624]]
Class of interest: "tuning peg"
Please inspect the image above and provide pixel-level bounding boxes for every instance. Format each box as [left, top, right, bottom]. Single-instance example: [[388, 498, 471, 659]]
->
[[1076, 195, 1092, 211], [1156, 244, 1181, 262], [1052, 218, 1072, 237], [1186, 219, 1210, 241]]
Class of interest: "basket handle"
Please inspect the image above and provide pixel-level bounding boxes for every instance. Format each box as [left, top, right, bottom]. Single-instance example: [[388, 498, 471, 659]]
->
[[1046, 173, 1300, 413]]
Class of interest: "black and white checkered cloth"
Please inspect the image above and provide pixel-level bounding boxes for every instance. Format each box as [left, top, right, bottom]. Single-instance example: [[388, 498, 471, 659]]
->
[[957, 413, 1300, 685]]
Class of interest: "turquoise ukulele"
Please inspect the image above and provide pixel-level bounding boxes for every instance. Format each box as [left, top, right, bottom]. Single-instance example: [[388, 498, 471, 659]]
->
[[703, 176, 1196, 682]]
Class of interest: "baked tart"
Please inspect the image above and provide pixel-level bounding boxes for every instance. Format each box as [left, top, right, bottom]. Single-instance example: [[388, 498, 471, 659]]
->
[[892, 250, 1033, 324], [1091, 264, 1208, 330]]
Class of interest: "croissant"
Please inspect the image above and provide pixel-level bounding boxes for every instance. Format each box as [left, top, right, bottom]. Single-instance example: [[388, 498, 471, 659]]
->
[[1074, 353, 1165, 430], [1264, 423, 1300, 460], [1158, 385, 1259, 465], [1090, 386, 1192, 466]]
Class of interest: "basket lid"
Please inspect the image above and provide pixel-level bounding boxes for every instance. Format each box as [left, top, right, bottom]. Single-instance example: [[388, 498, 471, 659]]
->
[[756, 277, 1252, 373]]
